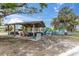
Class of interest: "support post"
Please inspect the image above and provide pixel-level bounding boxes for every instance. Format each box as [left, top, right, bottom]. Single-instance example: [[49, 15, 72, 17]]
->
[[32, 24, 35, 38], [14, 24, 16, 36], [8, 25, 9, 35], [23, 25, 25, 32]]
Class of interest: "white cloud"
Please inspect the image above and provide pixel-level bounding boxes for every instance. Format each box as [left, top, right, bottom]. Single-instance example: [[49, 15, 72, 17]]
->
[[58, 3, 64, 6], [54, 7, 57, 10], [54, 3, 64, 13], [54, 7, 59, 13]]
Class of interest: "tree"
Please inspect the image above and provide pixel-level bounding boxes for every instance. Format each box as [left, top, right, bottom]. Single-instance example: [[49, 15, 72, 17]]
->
[[0, 3, 48, 16], [53, 6, 78, 32], [52, 17, 60, 30], [0, 3, 48, 25]]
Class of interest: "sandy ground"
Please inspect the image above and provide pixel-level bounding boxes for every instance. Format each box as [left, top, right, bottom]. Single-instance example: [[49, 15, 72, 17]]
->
[[0, 35, 79, 56], [0, 32, 8, 36]]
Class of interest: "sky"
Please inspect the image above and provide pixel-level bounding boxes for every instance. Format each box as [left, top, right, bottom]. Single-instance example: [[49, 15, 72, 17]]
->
[[4, 3, 79, 27]]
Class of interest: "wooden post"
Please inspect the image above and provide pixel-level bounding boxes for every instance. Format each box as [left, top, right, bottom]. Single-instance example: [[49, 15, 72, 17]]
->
[[32, 24, 35, 38], [14, 24, 16, 36], [23, 25, 25, 36], [23, 25, 25, 32], [8, 25, 9, 35]]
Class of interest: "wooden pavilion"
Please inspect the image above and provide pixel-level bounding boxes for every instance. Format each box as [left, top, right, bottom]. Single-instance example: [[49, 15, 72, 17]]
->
[[5, 19, 45, 37], [3, 14, 45, 38]]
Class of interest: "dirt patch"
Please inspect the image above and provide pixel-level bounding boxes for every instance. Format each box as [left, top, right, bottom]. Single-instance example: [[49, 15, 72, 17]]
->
[[0, 35, 79, 56]]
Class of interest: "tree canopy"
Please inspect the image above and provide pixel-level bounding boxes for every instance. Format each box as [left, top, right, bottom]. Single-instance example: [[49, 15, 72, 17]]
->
[[0, 3, 48, 17], [0, 3, 48, 26], [52, 6, 78, 32]]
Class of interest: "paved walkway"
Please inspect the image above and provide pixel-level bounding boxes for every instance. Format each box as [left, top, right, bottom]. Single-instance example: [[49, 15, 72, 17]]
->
[[59, 46, 79, 56]]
